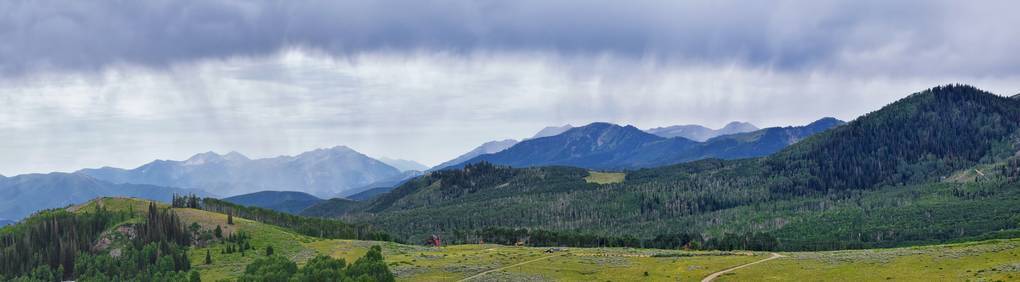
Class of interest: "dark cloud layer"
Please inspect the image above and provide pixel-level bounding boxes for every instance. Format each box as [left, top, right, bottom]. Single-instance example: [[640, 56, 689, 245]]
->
[[2, 0, 1018, 75]]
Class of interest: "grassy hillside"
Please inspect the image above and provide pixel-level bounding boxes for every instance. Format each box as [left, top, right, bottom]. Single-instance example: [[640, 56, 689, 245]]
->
[[25, 197, 1020, 281], [60, 198, 774, 281]]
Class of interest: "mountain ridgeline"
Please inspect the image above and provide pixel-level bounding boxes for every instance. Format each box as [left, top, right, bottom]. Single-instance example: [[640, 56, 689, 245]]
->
[[646, 121, 759, 141], [305, 85, 1020, 251], [430, 139, 519, 171], [78, 146, 403, 198], [450, 118, 843, 170], [222, 191, 324, 214]]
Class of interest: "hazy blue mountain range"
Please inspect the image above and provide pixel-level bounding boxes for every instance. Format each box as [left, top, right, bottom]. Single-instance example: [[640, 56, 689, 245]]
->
[[377, 157, 429, 172], [455, 118, 842, 170], [78, 146, 402, 198], [0, 172, 209, 221], [0, 219, 14, 227], [646, 121, 759, 141], [222, 191, 324, 214], [430, 139, 519, 171]]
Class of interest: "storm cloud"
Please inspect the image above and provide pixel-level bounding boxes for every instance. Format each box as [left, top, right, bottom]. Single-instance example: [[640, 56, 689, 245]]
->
[[3, 0, 1019, 76], [1, 0, 1020, 175]]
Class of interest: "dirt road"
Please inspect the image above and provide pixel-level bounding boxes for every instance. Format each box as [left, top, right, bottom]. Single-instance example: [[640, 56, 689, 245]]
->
[[701, 252, 784, 282], [457, 253, 564, 281]]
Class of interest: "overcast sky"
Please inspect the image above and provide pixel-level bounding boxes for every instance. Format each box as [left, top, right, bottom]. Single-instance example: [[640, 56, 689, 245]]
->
[[2, 0, 1020, 175]]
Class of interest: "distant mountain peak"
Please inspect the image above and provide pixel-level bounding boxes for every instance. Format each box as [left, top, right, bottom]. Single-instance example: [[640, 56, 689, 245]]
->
[[807, 117, 845, 128], [377, 157, 429, 172], [223, 151, 250, 162], [183, 150, 250, 165], [646, 121, 759, 141], [315, 145, 356, 154], [720, 121, 759, 133], [184, 151, 224, 165], [482, 139, 518, 147], [531, 124, 574, 139]]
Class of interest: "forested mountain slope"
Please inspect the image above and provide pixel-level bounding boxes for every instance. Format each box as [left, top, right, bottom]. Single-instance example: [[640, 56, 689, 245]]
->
[[765, 84, 1020, 192], [311, 85, 1020, 251]]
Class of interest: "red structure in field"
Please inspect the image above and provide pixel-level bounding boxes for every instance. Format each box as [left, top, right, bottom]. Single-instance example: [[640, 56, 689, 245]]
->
[[429, 234, 442, 247]]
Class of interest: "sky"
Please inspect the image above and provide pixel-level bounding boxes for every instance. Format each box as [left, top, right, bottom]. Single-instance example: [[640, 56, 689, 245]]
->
[[2, 0, 1020, 175]]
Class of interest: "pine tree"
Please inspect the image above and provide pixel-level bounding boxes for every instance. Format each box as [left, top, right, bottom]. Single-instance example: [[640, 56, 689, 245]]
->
[[266, 245, 274, 256], [227, 212, 234, 225], [214, 225, 223, 238], [205, 249, 212, 265]]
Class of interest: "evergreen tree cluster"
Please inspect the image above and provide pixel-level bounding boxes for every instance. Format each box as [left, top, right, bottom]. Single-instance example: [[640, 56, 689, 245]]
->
[[239, 245, 394, 282], [73, 241, 196, 281], [141, 202, 192, 246], [0, 206, 128, 279], [171, 194, 202, 209], [0, 203, 198, 281], [220, 231, 253, 255], [1003, 158, 1020, 183]]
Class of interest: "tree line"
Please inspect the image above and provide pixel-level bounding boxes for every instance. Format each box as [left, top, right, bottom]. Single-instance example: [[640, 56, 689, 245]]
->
[[456, 227, 778, 251]]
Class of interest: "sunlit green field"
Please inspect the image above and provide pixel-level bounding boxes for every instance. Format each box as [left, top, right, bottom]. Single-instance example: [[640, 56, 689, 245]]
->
[[308, 240, 768, 281], [585, 171, 626, 184], [720, 239, 1020, 281]]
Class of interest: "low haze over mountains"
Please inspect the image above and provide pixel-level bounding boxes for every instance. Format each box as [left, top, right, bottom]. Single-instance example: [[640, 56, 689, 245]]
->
[[78, 146, 403, 198], [0, 172, 208, 221], [376, 157, 429, 172], [647, 121, 759, 141]]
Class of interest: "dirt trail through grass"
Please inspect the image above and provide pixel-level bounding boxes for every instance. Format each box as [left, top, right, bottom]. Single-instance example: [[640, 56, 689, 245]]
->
[[456, 253, 565, 281], [701, 252, 784, 282]]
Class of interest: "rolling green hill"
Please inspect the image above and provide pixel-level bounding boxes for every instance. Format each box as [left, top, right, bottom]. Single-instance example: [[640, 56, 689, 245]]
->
[[305, 85, 1020, 251]]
